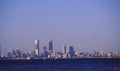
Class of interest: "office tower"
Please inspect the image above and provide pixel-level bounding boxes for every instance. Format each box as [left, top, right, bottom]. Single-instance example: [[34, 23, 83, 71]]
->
[[7, 49, 15, 58], [68, 45, 75, 57], [42, 46, 47, 51], [42, 46, 48, 58], [62, 45, 66, 54], [35, 39, 39, 56], [49, 40, 53, 53], [15, 48, 20, 57]]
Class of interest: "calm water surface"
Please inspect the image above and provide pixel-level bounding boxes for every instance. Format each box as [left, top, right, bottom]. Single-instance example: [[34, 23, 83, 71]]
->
[[0, 58, 120, 71]]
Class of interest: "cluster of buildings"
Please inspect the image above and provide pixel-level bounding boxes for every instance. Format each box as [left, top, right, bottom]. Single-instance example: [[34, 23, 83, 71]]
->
[[5, 39, 76, 59], [0, 39, 120, 60]]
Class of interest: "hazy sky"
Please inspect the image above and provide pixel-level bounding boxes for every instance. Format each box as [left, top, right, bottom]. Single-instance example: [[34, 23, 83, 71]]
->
[[0, 0, 120, 55]]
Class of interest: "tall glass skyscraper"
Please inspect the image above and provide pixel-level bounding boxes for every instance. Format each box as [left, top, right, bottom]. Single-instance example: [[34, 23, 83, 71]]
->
[[49, 40, 53, 53], [62, 45, 66, 54], [34, 39, 39, 56], [68, 45, 75, 57]]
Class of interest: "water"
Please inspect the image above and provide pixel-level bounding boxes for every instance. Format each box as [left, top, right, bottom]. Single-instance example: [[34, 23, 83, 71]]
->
[[0, 58, 120, 71]]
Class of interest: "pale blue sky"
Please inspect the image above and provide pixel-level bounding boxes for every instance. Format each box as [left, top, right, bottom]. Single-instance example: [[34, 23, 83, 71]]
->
[[0, 0, 120, 55]]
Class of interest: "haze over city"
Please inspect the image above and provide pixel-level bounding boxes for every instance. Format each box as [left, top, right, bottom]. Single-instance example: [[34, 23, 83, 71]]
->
[[0, 0, 120, 55]]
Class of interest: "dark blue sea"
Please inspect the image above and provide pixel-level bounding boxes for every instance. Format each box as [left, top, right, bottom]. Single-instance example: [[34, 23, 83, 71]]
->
[[0, 58, 120, 71]]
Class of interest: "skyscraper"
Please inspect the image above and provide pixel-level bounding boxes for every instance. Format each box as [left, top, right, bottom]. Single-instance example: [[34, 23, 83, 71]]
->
[[42, 46, 48, 58], [35, 39, 39, 56], [49, 40, 53, 53], [62, 45, 66, 54], [68, 45, 75, 57]]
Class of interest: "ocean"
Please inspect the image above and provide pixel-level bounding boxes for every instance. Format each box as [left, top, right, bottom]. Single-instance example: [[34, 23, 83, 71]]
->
[[0, 58, 120, 71]]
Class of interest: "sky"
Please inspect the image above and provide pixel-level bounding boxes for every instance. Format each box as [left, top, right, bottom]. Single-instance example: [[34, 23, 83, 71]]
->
[[0, 0, 120, 55]]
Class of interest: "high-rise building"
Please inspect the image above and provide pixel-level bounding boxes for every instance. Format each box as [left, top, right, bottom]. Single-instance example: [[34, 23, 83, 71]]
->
[[15, 48, 21, 57], [62, 45, 66, 54], [7, 49, 16, 58], [68, 45, 75, 57], [35, 39, 39, 56], [42, 46, 48, 58], [42, 46, 47, 51], [49, 40, 53, 53]]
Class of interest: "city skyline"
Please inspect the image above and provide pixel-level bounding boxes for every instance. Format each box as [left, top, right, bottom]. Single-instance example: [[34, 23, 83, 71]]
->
[[0, 0, 120, 55], [0, 39, 120, 56], [1, 39, 120, 59]]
